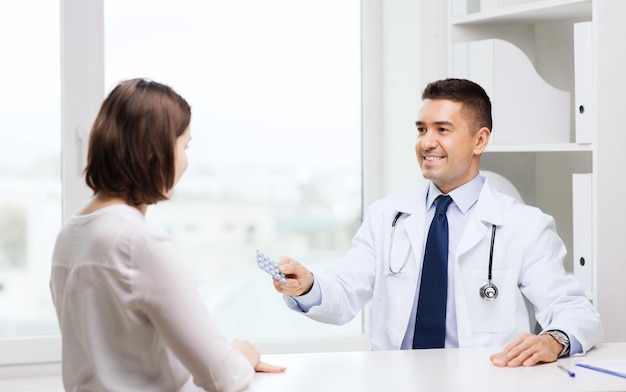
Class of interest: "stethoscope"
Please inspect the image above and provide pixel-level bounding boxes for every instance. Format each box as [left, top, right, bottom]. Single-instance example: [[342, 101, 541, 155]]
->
[[387, 211, 499, 302]]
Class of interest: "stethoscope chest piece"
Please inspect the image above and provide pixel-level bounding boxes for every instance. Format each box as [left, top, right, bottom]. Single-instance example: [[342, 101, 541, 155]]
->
[[478, 224, 499, 302], [479, 282, 498, 302]]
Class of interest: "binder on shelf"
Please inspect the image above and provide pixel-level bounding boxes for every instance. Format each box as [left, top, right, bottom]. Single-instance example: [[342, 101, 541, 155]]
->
[[452, 0, 529, 15], [480, 0, 497, 12], [572, 173, 593, 299], [498, 0, 534, 7], [574, 21, 593, 144], [452, 0, 480, 16], [452, 39, 570, 145]]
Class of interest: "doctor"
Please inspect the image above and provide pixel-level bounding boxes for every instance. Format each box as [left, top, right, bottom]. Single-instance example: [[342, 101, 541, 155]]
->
[[271, 78, 602, 367]]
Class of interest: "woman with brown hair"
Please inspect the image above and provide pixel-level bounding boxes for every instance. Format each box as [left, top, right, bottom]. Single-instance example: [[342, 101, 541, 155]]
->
[[50, 78, 284, 391]]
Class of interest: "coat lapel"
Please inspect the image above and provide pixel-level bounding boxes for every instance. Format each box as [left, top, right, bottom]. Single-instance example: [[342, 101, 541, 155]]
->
[[393, 184, 429, 274], [456, 178, 503, 257]]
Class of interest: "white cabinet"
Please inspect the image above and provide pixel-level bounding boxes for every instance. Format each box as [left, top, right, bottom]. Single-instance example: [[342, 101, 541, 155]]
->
[[446, 0, 626, 342]]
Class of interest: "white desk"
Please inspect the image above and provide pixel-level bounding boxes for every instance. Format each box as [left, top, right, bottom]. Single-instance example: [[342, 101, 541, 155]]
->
[[253, 343, 626, 392], [3, 343, 626, 391]]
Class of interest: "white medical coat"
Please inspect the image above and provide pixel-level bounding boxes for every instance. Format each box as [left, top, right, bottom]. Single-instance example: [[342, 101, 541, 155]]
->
[[288, 179, 602, 352]]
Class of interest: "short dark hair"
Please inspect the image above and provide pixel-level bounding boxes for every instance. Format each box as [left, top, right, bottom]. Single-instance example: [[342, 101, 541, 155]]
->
[[421, 78, 492, 133], [84, 78, 191, 205]]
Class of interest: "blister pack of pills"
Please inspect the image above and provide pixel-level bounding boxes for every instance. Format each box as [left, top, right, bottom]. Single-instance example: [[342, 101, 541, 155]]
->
[[256, 250, 287, 284]]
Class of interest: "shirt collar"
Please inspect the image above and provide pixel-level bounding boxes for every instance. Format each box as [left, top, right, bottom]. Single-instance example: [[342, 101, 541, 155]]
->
[[426, 174, 485, 215]]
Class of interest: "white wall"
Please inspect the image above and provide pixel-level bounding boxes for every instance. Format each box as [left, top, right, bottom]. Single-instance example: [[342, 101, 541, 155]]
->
[[379, 0, 448, 197]]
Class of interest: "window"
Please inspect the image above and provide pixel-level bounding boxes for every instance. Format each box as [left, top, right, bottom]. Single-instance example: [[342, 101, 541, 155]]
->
[[0, 0, 61, 338], [104, 0, 364, 343], [1, 0, 384, 366]]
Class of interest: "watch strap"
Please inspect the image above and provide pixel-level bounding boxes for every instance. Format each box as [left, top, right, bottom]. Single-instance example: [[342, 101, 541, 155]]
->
[[543, 329, 570, 357]]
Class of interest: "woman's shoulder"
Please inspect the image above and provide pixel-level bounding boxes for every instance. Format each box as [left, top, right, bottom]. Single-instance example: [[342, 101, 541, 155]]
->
[[67, 204, 174, 257]]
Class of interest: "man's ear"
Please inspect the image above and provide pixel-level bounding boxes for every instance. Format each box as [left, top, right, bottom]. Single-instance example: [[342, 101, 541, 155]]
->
[[474, 127, 491, 154]]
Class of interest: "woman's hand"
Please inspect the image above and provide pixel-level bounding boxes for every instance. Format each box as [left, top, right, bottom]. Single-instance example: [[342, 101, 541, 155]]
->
[[232, 339, 286, 373]]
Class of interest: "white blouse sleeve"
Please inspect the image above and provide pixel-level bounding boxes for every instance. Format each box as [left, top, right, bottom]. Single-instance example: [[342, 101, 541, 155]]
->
[[130, 229, 254, 392]]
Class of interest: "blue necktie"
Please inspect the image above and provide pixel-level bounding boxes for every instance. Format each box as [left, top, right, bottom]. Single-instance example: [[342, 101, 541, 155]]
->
[[413, 195, 453, 349]]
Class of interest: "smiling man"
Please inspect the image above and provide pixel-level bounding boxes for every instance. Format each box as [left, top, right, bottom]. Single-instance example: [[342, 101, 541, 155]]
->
[[269, 78, 603, 367]]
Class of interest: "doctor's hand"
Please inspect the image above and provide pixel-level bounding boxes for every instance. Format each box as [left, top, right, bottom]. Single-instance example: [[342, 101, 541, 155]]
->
[[271, 257, 315, 297], [490, 332, 563, 367]]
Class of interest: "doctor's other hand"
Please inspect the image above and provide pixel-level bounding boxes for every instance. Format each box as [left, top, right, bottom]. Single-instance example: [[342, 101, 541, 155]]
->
[[272, 257, 314, 297], [231, 339, 286, 374], [489, 332, 563, 367]]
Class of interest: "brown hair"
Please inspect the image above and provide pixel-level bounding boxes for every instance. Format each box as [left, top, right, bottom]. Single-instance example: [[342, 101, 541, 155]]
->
[[421, 78, 492, 133], [84, 78, 191, 205]]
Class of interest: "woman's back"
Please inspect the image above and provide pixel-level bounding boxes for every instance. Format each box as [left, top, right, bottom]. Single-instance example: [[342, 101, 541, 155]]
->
[[51, 204, 253, 391]]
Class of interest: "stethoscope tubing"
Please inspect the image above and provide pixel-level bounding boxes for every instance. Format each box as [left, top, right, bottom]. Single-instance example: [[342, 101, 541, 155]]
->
[[387, 211, 498, 300], [487, 224, 496, 281], [387, 212, 407, 275]]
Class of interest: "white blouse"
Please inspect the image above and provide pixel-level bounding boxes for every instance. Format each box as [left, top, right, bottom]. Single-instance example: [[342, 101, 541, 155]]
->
[[50, 204, 253, 391]]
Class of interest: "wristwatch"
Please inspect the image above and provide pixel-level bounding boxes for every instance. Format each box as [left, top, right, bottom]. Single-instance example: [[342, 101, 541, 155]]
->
[[543, 329, 570, 357]]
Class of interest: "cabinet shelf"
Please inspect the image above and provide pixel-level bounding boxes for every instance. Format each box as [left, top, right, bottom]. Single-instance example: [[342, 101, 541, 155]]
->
[[485, 143, 593, 153], [451, 0, 591, 25]]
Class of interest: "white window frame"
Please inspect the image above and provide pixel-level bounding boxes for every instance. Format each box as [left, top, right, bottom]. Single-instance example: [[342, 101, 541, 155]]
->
[[0, 0, 101, 368]]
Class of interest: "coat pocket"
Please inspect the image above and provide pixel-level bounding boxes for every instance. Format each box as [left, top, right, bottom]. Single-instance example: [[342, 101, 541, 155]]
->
[[465, 269, 517, 333]]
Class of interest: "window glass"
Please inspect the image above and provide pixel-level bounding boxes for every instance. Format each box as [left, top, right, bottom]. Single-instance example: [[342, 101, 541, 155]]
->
[[105, 0, 363, 340], [0, 0, 61, 337]]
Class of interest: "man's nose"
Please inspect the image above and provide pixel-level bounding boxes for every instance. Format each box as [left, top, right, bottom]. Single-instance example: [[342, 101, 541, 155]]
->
[[420, 129, 438, 148]]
